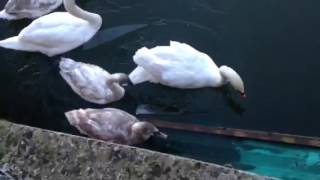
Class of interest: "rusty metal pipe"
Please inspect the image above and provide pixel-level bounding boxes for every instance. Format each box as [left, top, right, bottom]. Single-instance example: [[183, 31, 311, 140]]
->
[[146, 119, 320, 148]]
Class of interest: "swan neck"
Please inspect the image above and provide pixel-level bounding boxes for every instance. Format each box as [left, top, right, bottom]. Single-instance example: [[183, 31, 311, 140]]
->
[[220, 65, 241, 82], [64, 0, 101, 26], [106, 74, 127, 99], [130, 122, 147, 144], [107, 82, 123, 98], [219, 65, 245, 92], [219, 67, 230, 84], [129, 126, 139, 144]]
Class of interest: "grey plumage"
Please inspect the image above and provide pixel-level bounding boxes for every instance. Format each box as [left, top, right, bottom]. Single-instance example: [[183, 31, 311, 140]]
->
[[65, 108, 167, 145], [1, 0, 62, 19]]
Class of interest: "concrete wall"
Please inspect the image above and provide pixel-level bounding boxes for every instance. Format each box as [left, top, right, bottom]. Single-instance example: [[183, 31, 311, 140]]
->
[[0, 120, 278, 180]]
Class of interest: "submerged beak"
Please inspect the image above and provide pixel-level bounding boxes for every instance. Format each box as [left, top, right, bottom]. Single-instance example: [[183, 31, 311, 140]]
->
[[240, 92, 247, 99], [120, 77, 133, 87], [154, 131, 168, 139]]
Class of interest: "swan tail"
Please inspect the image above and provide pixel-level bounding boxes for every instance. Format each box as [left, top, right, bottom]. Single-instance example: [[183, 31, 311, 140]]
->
[[133, 47, 166, 83], [133, 47, 153, 64], [0, 36, 28, 51], [130, 47, 156, 84], [133, 47, 162, 72], [0, 10, 18, 20], [59, 57, 77, 71], [129, 66, 158, 84]]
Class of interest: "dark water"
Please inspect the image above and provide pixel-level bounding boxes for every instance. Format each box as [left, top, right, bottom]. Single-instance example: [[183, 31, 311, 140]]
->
[[0, 0, 320, 179]]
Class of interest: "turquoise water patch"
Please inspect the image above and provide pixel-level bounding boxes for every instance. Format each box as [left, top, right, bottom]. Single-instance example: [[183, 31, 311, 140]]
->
[[143, 128, 320, 180], [236, 141, 320, 180]]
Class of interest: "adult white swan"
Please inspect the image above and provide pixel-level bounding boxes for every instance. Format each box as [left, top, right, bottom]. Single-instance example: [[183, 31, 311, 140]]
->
[[129, 41, 246, 98], [0, 0, 63, 20], [59, 57, 128, 104], [65, 108, 167, 145], [0, 0, 102, 57]]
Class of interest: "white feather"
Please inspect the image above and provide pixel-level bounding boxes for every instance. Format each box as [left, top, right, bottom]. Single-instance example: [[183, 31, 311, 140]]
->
[[0, 0, 101, 57]]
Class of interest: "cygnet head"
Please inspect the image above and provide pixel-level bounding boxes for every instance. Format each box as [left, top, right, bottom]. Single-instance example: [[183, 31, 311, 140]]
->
[[219, 65, 246, 98], [108, 73, 130, 86], [131, 122, 167, 141]]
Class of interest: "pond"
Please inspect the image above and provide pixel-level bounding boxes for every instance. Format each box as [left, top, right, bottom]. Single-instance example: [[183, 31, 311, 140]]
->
[[0, 0, 319, 179]]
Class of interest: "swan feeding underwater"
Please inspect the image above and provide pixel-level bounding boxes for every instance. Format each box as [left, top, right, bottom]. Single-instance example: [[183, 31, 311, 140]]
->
[[0, 0, 102, 57], [0, 0, 63, 20], [129, 41, 246, 98], [65, 108, 168, 145], [59, 57, 128, 104]]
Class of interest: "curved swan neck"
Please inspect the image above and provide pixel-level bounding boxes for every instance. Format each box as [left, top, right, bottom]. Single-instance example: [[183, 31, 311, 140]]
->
[[107, 82, 123, 98], [107, 73, 129, 85], [106, 73, 128, 98], [219, 65, 245, 93], [219, 66, 233, 83], [129, 122, 144, 144], [64, 0, 102, 26]]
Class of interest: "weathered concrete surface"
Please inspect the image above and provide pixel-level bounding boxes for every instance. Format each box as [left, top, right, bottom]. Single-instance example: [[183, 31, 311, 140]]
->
[[0, 120, 278, 180]]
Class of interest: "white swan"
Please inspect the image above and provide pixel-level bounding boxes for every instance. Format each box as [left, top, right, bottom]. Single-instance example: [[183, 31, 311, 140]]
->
[[59, 57, 128, 104], [65, 107, 167, 145], [0, 0, 62, 20], [0, 0, 102, 57], [129, 41, 246, 98]]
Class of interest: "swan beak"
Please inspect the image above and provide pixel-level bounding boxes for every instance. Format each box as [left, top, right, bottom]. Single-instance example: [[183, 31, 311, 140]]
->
[[121, 79, 134, 87], [240, 92, 247, 99], [155, 131, 168, 139]]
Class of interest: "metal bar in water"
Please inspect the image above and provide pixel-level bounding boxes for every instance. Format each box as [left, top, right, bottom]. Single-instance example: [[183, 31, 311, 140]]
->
[[147, 119, 320, 148]]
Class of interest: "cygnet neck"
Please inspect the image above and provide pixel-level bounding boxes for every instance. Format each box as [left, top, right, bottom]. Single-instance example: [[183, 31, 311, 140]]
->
[[105, 73, 127, 99]]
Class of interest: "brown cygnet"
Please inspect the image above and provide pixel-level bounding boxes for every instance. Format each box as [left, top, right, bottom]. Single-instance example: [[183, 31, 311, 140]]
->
[[65, 108, 167, 145]]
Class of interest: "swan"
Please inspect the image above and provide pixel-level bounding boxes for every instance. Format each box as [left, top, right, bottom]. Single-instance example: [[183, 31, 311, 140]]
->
[[0, 0, 63, 20], [0, 0, 102, 57], [59, 57, 128, 104], [129, 41, 246, 98], [65, 108, 168, 145]]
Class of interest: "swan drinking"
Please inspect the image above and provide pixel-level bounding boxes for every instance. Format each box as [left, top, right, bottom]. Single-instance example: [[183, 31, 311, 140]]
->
[[129, 41, 246, 98], [59, 57, 128, 104], [65, 108, 167, 145]]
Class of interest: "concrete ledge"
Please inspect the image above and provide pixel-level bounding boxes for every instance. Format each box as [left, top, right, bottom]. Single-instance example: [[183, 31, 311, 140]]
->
[[0, 120, 277, 180]]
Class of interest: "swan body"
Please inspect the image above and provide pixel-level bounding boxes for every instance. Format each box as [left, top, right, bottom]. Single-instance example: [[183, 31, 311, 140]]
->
[[129, 41, 246, 97], [65, 108, 167, 145], [0, 0, 102, 57], [0, 0, 63, 20], [59, 57, 128, 104]]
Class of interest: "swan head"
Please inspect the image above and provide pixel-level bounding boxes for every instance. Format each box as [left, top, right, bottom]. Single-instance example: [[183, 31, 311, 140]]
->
[[219, 65, 246, 98], [131, 122, 167, 141], [109, 73, 130, 86]]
